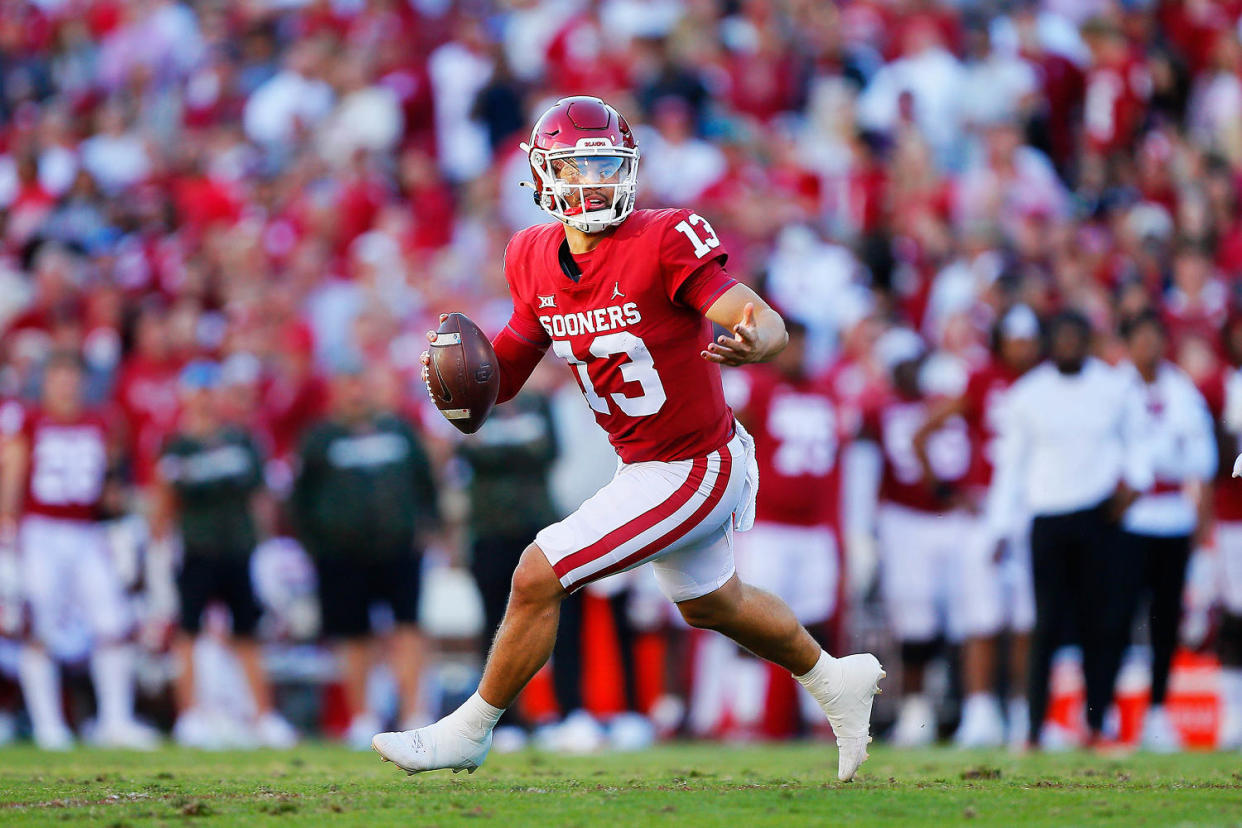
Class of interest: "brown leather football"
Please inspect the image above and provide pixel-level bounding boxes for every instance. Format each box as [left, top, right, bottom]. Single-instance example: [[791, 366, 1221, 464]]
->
[[425, 312, 500, 434]]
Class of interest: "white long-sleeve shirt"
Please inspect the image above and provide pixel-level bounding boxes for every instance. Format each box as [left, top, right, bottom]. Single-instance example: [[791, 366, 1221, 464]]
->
[[1121, 362, 1217, 537], [985, 358, 1154, 536]]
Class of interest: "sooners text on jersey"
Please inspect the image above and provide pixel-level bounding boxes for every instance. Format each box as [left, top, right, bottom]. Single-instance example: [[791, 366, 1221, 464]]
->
[[503, 208, 737, 463], [20, 408, 111, 521]]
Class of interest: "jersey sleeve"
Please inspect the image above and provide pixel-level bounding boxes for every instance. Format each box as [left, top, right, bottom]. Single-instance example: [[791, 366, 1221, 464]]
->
[[961, 370, 988, 427], [502, 239, 553, 348], [492, 239, 551, 404], [659, 209, 734, 310]]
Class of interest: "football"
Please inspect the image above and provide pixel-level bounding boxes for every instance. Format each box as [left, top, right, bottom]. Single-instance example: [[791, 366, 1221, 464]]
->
[[425, 312, 500, 434]]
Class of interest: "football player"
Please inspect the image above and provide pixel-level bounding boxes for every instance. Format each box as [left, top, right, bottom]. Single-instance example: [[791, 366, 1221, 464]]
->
[[374, 96, 884, 782], [1204, 315, 1242, 748], [1117, 310, 1216, 752], [911, 306, 1042, 748], [0, 351, 153, 748], [855, 327, 975, 747]]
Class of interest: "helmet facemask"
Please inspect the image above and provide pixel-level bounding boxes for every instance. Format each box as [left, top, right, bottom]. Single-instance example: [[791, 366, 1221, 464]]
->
[[522, 141, 639, 234]]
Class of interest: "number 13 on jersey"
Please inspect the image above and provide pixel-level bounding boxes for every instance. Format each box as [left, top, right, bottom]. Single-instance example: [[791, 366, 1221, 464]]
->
[[553, 333, 667, 417], [674, 213, 721, 259]]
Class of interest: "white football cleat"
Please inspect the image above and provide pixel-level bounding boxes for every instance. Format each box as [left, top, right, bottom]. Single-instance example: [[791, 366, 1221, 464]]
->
[[1140, 705, 1182, 753], [1038, 720, 1082, 752], [256, 711, 298, 749], [1220, 705, 1242, 750], [345, 712, 382, 751], [33, 723, 75, 751], [608, 712, 656, 752], [490, 725, 528, 754], [93, 718, 160, 750], [890, 694, 936, 748], [534, 709, 606, 754], [821, 653, 885, 782], [954, 694, 1005, 749], [372, 719, 492, 776], [1006, 696, 1030, 752], [173, 708, 219, 749]]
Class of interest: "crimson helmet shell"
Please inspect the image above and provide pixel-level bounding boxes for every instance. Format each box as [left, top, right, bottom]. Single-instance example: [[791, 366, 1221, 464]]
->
[[520, 96, 640, 233]]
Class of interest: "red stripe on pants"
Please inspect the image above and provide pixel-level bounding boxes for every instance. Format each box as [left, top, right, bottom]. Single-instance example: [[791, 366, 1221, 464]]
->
[[552, 456, 710, 581], [566, 447, 734, 592]]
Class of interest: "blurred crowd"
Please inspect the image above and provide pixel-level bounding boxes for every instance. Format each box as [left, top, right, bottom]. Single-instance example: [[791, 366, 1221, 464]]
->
[[3, 0, 1242, 753]]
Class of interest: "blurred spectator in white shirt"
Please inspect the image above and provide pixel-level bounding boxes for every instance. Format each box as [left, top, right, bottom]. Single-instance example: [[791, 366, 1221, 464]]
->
[[764, 225, 871, 371], [36, 107, 78, 199], [954, 118, 1068, 241], [79, 104, 150, 195], [857, 19, 966, 169], [318, 52, 404, 166], [637, 98, 726, 206], [243, 40, 335, 150], [428, 22, 494, 183]]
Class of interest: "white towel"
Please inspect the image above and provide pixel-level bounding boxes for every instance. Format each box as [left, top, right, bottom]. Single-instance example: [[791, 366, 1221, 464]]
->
[[732, 419, 760, 532]]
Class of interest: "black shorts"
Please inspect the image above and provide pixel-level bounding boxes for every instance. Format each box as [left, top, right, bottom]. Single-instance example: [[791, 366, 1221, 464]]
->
[[177, 554, 262, 637], [316, 552, 423, 639]]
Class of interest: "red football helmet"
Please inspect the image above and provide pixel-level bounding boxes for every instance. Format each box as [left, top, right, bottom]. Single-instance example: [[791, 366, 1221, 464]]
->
[[520, 96, 640, 234]]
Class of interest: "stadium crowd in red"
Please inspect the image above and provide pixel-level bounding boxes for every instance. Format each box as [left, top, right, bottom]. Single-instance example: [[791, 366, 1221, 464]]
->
[[4, 0, 1242, 750]]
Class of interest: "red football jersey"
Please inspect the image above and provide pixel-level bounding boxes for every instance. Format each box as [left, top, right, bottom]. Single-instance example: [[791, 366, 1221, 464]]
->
[[960, 360, 1022, 489], [1199, 365, 1242, 522], [18, 408, 113, 521], [116, 355, 181, 486], [871, 395, 972, 514], [732, 365, 846, 528], [503, 209, 738, 463]]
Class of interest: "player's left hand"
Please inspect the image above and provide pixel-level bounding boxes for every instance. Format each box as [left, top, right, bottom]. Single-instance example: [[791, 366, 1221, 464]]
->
[[420, 313, 452, 401], [702, 303, 765, 366]]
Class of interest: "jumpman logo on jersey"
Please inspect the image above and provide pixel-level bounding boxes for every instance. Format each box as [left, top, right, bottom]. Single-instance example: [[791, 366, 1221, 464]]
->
[[610, 282, 625, 300], [538, 294, 556, 309]]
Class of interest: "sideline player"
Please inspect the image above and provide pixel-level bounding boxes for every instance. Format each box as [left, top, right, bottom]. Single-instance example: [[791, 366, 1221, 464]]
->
[[857, 328, 974, 747], [710, 320, 848, 736], [0, 351, 152, 748], [372, 96, 884, 782], [912, 306, 1042, 748], [1117, 311, 1215, 751]]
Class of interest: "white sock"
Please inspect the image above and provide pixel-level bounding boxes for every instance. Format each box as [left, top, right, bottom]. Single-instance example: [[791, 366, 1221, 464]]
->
[[793, 650, 843, 711], [443, 692, 504, 741], [90, 644, 135, 730], [18, 646, 66, 738], [1221, 668, 1242, 713]]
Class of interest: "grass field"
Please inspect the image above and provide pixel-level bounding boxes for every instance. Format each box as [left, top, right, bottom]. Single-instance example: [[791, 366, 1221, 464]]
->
[[0, 743, 1240, 827]]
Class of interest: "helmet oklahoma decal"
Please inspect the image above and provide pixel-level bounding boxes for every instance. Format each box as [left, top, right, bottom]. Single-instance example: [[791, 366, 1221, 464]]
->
[[520, 96, 640, 234]]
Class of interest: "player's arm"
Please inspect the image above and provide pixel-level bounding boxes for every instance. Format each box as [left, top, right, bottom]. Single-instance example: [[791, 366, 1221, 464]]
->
[[701, 283, 788, 367], [982, 391, 1029, 541], [148, 459, 178, 542], [911, 394, 969, 487], [0, 432, 28, 541]]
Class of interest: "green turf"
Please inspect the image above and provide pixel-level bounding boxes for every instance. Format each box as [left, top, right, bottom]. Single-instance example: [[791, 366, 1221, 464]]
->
[[0, 743, 1239, 826]]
